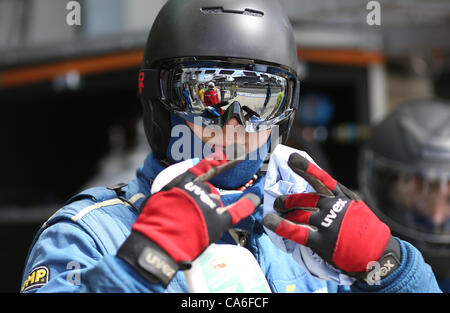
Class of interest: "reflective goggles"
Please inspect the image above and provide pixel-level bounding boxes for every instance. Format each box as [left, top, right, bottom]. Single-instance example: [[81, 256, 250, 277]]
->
[[139, 59, 299, 132]]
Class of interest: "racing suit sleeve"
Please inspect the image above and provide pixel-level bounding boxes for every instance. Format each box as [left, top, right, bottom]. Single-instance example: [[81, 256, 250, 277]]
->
[[330, 238, 441, 293], [21, 221, 164, 293]]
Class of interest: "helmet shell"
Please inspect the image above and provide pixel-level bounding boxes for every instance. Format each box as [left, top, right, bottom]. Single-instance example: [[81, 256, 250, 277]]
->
[[367, 99, 450, 175], [142, 0, 298, 74]]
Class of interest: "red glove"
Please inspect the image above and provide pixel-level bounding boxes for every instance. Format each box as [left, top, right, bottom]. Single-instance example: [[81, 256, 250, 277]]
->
[[117, 151, 260, 287], [263, 153, 400, 282]]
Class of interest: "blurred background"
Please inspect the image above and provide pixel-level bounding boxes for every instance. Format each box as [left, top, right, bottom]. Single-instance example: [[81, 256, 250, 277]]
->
[[0, 0, 449, 292]]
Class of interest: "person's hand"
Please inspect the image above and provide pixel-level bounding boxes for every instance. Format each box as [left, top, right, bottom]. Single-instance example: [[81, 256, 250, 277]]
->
[[263, 153, 401, 283], [117, 150, 260, 287]]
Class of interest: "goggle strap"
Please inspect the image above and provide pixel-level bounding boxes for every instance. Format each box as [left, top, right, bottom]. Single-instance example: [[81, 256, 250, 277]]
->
[[138, 69, 161, 99]]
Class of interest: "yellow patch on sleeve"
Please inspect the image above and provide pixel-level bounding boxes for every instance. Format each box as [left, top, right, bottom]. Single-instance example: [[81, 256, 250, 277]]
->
[[21, 266, 49, 292]]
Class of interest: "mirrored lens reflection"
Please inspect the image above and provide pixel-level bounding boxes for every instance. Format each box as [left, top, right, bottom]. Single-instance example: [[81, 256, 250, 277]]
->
[[171, 67, 288, 121]]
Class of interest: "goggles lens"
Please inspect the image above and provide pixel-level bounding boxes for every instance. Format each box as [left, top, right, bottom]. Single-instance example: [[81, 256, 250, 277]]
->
[[158, 61, 296, 131]]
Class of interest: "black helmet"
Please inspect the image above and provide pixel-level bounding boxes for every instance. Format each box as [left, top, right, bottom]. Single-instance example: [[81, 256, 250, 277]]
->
[[138, 0, 300, 163], [359, 99, 450, 278]]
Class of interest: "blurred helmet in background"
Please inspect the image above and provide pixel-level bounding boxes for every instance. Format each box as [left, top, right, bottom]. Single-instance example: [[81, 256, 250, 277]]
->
[[359, 99, 450, 278]]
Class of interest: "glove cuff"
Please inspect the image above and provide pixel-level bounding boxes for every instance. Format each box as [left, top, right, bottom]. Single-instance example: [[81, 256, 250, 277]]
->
[[356, 235, 401, 285], [117, 231, 181, 288]]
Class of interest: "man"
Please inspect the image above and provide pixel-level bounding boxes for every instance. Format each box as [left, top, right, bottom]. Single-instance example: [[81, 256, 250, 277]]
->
[[182, 83, 192, 111], [21, 0, 440, 293], [196, 83, 205, 103], [359, 99, 450, 292], [204, 82, 222, 114]]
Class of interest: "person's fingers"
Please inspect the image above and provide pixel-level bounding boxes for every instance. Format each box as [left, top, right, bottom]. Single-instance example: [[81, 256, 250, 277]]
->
[[263, 214, 310, 246], [274, 193, 321, 213], [192, 144, 246, 183], [188, 151, 228, 178], [287, 153, 337, 196], [224, 193, 260, 225], [273, 193, 322, 225]]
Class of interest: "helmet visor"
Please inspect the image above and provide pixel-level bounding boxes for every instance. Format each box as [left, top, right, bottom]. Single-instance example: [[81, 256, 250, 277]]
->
[[362, 152, 450, 243], [156, 60, 297, 132]]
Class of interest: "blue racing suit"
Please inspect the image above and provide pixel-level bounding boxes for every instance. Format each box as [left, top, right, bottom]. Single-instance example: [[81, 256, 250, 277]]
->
[[20, 153, 442, 293]]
